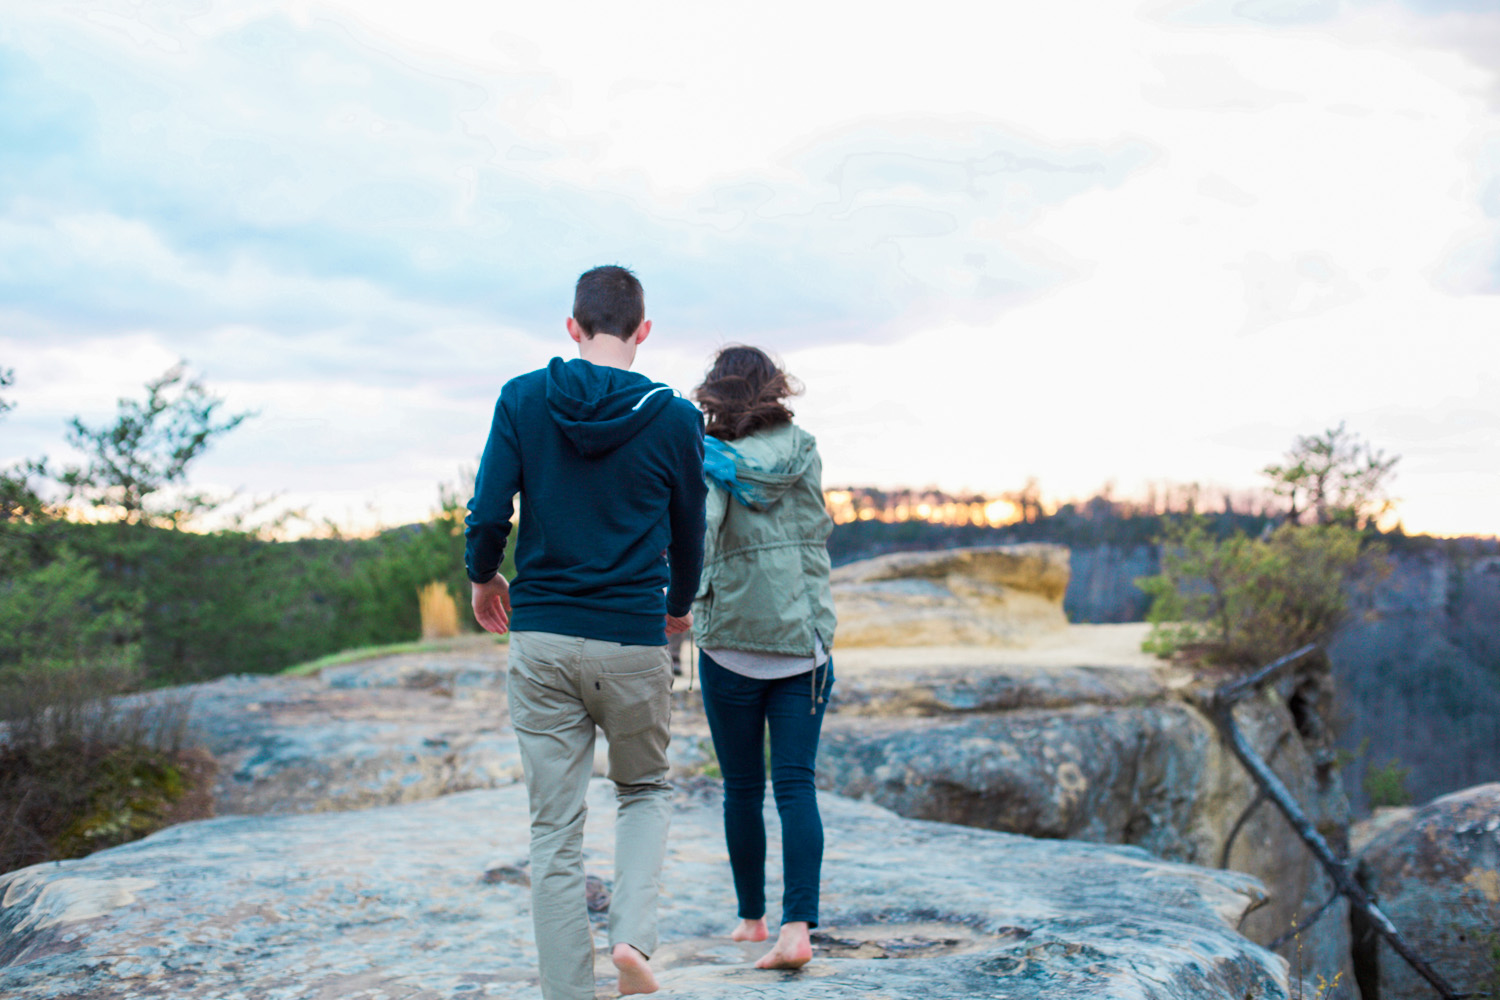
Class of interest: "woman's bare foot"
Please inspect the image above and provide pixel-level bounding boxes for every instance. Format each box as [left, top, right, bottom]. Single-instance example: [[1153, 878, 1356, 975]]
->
[[731, 918, 768, 943], [612, 943, 659, 995], [755, 921, 813, 970]]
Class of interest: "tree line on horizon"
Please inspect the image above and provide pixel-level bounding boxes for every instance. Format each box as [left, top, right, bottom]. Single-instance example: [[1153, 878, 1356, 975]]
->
[[823, 418, 1414, 542], [0, 364, 491, 690], [824, 478, 1290, 529]]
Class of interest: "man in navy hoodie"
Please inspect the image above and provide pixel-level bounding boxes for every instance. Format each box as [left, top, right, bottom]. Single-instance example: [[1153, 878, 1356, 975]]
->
[[466, 266, 706, 999]]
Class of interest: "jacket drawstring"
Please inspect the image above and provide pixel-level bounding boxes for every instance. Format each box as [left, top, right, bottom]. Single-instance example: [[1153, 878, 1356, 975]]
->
[[816, 641, 828, 710], [809, 636, 827, 714]]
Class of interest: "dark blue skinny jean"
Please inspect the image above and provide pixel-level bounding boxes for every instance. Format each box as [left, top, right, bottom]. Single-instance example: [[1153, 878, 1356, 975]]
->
[[697, 650, 834, 928]]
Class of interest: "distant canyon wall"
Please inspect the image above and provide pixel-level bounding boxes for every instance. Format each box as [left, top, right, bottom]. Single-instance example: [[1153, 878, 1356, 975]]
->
[[1329, 546, 1500, 814], [1063, 541, 1500, 814]]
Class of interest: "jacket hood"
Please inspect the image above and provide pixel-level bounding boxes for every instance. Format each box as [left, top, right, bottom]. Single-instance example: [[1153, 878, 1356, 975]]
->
[[704, 423, 815, 511], [545, 357, 675, 457]]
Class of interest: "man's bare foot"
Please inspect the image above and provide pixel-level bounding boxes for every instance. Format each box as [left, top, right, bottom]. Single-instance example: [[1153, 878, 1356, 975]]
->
[[612, 943, 659, 995], [755, 921, 813, 970], [731, 918, 768, 943]]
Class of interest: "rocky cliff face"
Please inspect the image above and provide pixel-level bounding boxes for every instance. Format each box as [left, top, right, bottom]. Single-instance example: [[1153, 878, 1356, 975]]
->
[[976, 536, 1500, 813], [1330, 547, 1500, 814], [170, 548, 1354, 992], [815, 624, 1355, 991], [1064, 542, 1157, 622], [806, 545, 1355, 991]]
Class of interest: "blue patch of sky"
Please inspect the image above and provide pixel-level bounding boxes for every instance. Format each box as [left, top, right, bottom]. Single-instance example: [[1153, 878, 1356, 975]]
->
[[0, 10, 1157, 354]]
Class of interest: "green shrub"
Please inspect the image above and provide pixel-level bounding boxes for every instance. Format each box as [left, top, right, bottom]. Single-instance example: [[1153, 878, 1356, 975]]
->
[[1363, 758, 1412, 808], [1138, 519, 1377, 668]]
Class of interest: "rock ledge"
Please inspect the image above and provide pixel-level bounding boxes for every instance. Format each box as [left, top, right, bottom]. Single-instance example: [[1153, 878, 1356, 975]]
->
[[0, 781, 1291, 1000]]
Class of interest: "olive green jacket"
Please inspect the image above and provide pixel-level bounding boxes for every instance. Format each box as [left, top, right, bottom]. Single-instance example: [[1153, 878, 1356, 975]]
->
[[692, 422, 837, 655]]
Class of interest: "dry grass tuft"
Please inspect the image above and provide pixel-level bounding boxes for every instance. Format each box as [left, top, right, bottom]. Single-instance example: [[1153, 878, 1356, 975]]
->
[[418, 581, 461, 640]]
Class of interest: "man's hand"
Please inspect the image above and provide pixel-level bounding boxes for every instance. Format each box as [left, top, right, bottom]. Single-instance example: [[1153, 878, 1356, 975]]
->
[[471, 576, 512, 634], [665, 611, 693, 636]]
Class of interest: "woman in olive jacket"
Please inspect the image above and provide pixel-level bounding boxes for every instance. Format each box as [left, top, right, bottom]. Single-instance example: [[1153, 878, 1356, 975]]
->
[[691, 345, 837, 971]]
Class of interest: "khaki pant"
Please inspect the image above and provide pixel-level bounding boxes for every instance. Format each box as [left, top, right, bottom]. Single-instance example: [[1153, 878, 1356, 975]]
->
[[506, 631, 674, 1000]]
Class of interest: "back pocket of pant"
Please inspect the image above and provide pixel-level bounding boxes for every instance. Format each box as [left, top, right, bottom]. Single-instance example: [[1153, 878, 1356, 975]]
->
[[599, 654, 669, 738]]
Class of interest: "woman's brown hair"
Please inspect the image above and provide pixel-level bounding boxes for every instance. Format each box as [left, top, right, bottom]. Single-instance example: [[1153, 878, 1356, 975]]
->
[[693, 345, 802, 442]]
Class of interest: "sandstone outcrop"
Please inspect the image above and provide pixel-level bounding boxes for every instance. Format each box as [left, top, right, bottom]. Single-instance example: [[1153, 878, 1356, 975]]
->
[[1353, 783, 1500, 1000], [0, 779, 1292, 999], [815, 624, 1355, 989], [830, 544, 1070, 647], [168, 638, 721, 815], [178, 638, 525, 814]]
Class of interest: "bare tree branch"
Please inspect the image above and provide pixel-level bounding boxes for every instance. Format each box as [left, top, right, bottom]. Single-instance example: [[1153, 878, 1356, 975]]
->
[[1209, 648, 1475, 999]]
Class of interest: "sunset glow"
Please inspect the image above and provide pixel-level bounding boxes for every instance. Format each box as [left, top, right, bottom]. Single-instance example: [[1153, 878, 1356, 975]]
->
[[825, 490, 1023, 528]]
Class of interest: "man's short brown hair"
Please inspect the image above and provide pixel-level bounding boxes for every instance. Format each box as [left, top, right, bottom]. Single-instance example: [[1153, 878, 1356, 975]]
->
[[573, 265, 645, 340]]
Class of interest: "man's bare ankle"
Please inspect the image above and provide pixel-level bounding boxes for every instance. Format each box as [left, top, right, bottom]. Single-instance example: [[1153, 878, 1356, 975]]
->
[[612, 942, 659, 995], [612, 942, 649, 967]]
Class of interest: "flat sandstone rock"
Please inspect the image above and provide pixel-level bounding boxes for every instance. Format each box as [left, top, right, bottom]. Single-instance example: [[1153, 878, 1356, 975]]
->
[[173, 638, 525, 815], [0, 780, 1292, 1000]]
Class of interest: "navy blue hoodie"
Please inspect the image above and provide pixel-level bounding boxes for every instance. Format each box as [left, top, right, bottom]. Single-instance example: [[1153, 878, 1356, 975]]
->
[[464, 357, 707, 646]]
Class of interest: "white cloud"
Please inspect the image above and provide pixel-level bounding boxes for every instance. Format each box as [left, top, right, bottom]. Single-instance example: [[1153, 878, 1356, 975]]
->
[[2, 0, 1499, 537]]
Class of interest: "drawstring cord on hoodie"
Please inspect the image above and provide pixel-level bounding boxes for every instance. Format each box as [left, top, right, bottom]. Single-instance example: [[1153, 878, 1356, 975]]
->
[[630, 384, 676, 412]]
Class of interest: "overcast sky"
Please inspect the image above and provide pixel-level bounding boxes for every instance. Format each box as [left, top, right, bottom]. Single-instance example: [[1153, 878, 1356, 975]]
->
[[2, 0, 1498, 536]]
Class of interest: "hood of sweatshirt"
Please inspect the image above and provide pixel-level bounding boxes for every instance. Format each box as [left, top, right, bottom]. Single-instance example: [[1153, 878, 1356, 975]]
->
[[545, 357, 676, 458], [703, 423, 816, 511]]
